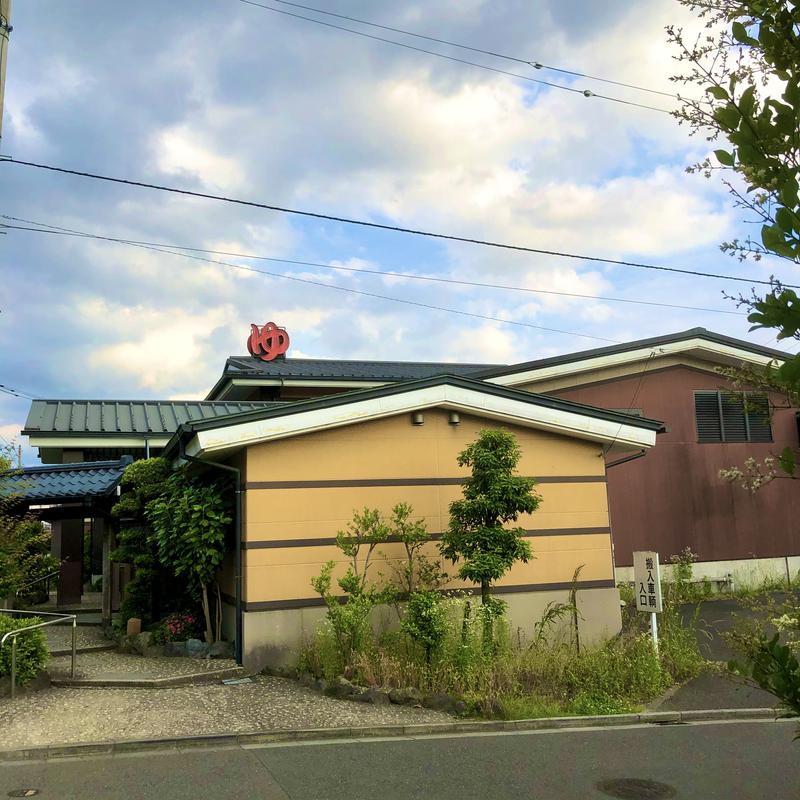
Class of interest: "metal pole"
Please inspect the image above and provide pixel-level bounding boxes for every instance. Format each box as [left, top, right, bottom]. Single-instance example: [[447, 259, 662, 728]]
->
[[650, 612, 659, 656], [0, 0, 12, 145], [10, 636, 16, 700], [71, 616, 76, 677]]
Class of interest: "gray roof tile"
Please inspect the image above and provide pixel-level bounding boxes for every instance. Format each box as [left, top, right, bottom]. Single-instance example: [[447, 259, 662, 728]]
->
[[222, 357, 501, 381], [0, 457, 131, 502], [23, 400, 283, 436]]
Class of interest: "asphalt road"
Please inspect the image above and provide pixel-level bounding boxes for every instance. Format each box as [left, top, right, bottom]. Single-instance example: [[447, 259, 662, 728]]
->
[[1, 720, 797, 800]]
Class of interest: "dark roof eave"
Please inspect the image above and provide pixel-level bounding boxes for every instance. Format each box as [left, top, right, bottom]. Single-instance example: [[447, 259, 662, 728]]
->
[[166, 374, 664, 459], [473, 327, 791, 381]]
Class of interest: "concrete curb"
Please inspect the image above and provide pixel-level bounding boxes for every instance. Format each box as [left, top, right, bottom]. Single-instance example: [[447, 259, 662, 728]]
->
[[0, 708, 785, 762], [49, 666, 246, 688], [50, 645, 118, 657]]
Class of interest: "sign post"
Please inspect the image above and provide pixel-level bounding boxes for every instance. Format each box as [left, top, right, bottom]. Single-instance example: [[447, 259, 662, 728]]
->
[[633, 550, 662, 654]]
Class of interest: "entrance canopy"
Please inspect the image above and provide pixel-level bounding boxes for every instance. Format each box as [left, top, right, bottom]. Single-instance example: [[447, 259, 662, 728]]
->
[[0, 456, 132, 508]]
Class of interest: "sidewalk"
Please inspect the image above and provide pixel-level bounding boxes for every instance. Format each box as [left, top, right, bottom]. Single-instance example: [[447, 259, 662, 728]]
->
[[0, 675, 452, 749]]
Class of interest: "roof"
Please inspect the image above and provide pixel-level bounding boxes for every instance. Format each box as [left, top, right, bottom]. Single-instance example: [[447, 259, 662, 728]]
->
[[23, 400, 283, 437], [0, 457, 132, 503], [475, 328, 791, 382], [205, 357, 501, 399], [168, 373, 665, 460]]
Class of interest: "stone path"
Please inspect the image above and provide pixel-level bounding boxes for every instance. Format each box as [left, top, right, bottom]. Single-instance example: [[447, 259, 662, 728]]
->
[[49, 651, 240, 680], [42, 625, 112, 654], [0, 676, 452, 748]]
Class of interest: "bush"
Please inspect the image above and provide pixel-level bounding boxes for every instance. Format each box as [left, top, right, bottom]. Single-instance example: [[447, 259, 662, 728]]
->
[[149, 611, 203, 645], [0, 615, 49, 684]]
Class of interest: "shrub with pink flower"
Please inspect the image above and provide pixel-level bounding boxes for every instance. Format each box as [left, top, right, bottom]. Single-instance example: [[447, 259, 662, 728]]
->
[[151, 611, 203, 644]]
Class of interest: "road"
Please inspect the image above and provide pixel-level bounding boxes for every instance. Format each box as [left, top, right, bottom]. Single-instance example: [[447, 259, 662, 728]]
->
[[1, 720, 797, 800]]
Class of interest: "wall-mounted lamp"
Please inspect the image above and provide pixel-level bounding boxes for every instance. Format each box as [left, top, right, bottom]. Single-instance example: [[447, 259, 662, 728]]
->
[[411, 411, 425, 426], [448, 411, 461, 426]]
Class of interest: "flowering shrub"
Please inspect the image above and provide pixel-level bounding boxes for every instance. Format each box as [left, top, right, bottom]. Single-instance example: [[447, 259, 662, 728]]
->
[[150, 611, 203, 644]]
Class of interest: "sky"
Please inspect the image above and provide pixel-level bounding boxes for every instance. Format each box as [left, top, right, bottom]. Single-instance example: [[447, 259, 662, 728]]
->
[[1, 0, 797, 463]]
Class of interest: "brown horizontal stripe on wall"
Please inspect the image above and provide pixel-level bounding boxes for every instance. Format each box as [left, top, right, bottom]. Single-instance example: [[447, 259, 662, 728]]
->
[[242, 527, 612, 550], [246, 475, 606, 490], [241, 579, 615, 612]]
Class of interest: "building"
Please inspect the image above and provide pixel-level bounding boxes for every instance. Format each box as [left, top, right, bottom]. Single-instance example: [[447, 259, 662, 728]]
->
[[14, 326, 798, 668]]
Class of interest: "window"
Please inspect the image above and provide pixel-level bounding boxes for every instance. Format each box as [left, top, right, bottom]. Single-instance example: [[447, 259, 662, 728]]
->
[[694, 391, 772, 443]]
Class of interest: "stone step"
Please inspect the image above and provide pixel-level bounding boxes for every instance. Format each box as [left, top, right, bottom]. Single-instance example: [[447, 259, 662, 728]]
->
[[50, 665, 247, 689], [50, 644, 117, 657]]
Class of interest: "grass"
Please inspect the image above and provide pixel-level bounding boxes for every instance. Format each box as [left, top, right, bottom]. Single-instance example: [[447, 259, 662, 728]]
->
[[300, 595, 706, 720]]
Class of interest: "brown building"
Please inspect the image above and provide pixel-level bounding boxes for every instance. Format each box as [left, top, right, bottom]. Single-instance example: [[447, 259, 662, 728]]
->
[[18, 327, 797, 667]]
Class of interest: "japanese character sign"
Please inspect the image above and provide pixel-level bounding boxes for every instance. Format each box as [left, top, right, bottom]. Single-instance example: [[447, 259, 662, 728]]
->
[[633, 550, 662, 613], [247, 322, 290, 362]]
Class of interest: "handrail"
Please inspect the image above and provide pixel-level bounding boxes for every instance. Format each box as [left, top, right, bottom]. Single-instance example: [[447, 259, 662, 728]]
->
[[14, 568, 61, 593], [0, 609, 77, 699]]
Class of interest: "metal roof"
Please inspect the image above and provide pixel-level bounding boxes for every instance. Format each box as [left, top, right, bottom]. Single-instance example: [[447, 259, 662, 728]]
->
[[0, 457, 132, 503], [23, 400, 283, 437], [205, 357, 502, 398], [473, 328, 791, 381], [167, 373, 666, 458]]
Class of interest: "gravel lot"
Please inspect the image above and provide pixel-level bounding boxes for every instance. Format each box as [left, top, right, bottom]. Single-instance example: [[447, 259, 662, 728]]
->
[[0, 676, 452, 748]]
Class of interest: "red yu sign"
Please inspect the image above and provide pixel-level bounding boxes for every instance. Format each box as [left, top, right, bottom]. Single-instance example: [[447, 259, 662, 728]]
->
[[247, 322, 290, 362]]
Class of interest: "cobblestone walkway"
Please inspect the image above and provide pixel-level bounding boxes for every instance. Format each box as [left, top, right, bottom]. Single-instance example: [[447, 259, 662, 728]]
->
[[43, 625, 112, 653], [0, 676, 452, 748], [49, 651, 239, 680]]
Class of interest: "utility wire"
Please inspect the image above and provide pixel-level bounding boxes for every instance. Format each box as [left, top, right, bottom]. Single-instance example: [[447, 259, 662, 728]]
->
[[1, 220, 622, 345], [1, 215, 742, 317], [239, 0, 678, 100], [2, 157, 794, 289], [603, 350, 657, 455], [0, 384, 35, 400], [235, 0, 671, 114]]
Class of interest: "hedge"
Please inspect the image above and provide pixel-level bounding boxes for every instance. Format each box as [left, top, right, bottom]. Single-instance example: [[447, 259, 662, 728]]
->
[[0, 615, 49, 684]]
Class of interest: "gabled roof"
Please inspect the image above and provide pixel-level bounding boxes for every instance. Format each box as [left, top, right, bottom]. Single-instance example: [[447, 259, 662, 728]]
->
[[0, 457, 132, 504], [23, 400, 283, 438], [205, 357, 501, 399], [169, 374, 665, 460], [476, 327, 791, 386]]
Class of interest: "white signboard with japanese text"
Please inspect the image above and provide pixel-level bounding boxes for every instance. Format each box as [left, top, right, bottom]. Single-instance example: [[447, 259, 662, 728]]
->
[[633, 550, 663, 613]]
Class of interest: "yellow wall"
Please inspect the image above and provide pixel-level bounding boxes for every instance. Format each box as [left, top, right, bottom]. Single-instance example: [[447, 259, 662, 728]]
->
[[242, 409, 613, 607]]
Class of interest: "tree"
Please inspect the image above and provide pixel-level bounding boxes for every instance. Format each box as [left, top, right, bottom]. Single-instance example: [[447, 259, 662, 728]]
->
[[111, 457, 174, 626], [311, 507, 392, 672], [382, 502, 448, 604], [146, 469, 232, 644], [440, 429, 541, 643], [0, 444, 58, 605], [669, 1, 800, 478]]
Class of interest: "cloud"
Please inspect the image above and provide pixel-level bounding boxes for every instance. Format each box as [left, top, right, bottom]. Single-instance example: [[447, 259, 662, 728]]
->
[[2, 0, 792, 465]]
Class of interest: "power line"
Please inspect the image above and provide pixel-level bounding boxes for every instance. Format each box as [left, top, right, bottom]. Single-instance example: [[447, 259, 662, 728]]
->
[[235, 0, 671, 114], [239, 0, 678, 100], [3, 157, 794, 289], [0, 384, 35, 400], [1, 220, 622, 345], [1, 215, 742, 317]]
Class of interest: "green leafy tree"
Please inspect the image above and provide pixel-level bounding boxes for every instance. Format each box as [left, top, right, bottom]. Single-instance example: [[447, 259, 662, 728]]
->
[[146, 470, 232, 644], [401, 589, 448, 667], [440, 429, 541, 644], [669, 2, 800, 477], [311, 507, 391, 672], [730, 634, 800, 731], [0, 445, 58, 605], [382, 502, 447, 604], [111, 458, 173, 626]]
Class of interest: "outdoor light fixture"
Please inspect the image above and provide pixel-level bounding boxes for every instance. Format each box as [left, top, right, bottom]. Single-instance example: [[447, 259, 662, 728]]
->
[[448, 411, 460, 425], [411, 412, 425, 425]]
